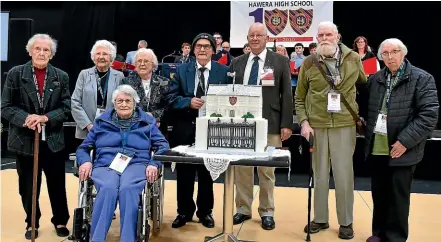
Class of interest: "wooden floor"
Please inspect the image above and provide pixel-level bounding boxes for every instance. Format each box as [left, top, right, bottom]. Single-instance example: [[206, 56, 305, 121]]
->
[[1, 169, 440, 242]]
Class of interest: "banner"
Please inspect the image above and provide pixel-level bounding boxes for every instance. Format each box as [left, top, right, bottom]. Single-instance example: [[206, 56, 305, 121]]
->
[[230, 1, 333, 48]]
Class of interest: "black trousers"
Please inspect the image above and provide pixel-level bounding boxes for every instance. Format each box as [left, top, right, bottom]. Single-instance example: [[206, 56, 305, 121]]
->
[[15, 142, 70, 229], [176, 163, 214, 218], [370, 155, 416, 242]]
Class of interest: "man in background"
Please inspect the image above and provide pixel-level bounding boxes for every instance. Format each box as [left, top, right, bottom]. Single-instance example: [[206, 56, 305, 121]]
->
[[126, 40, 148, 65], [212, 32, 233, 65], [174, 42, 195, 64]]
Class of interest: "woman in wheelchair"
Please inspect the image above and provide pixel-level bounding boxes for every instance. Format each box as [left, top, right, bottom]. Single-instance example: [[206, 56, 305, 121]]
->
[[75, 84, 169, 242]]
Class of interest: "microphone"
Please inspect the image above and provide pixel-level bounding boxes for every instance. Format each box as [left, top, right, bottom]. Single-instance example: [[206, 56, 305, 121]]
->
[[161, 50, 178, 63]]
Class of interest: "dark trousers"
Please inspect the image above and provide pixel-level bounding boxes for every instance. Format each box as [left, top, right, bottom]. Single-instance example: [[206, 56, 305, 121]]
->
[[15, 142, 70, 229], [176, 163, 214, 218], [370, 155, 416, 242]]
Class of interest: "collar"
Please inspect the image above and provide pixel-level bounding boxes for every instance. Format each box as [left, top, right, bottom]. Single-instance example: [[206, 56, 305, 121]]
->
[[249, 48, 267, 62], [196, 60, 211, 71], [293, 54, 305, 59], [385, 60, 406, 78]]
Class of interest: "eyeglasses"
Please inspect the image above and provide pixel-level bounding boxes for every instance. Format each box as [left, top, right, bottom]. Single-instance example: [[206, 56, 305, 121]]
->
[[116, 99, 133, 104], [195, 44, 212, 50], [136, 59, 154, 65], [248, 34, 266, 40], [381, 50, 401, 58]]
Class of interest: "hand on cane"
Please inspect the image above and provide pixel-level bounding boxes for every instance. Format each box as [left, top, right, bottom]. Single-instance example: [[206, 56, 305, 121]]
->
[[24, 115, 48, 133], [301, 121, 314, 141]]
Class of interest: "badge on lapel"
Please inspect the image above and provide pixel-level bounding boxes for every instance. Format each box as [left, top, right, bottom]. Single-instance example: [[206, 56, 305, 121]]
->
[[53, 81, 60, 87]]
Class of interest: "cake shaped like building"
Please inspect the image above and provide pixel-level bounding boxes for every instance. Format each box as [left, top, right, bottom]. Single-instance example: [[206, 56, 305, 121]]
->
[[195, 84, 268, 153]]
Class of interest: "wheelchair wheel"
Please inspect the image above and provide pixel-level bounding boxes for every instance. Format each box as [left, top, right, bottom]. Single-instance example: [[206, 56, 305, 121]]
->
[[151, 165, 165, 236]]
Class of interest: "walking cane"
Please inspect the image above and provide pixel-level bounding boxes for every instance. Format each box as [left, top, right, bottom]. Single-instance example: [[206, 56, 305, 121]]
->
[[306, 132, 314, 242], [31, 128, 41, 242]]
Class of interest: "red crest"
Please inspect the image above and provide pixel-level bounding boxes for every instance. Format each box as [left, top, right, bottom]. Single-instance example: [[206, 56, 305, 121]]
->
[[229, 96, 237, 105], [289, 9, 313, 35], [264, 9, 288, 36]]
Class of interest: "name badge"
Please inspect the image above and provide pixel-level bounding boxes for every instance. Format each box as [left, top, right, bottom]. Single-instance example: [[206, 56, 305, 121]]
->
[[261, 68, 275, 86], [374, 112, 388, 135], [327, 90, 341, 113], [109, 153, 132, 174], [95, 108, 105, 119]]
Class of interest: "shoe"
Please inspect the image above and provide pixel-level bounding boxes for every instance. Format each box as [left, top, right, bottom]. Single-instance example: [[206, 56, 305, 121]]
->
[[261, 216, 275, 230], [172, 214, 192, 228], [233, 213, 251, 225], [338, 224, 354, 240], [54, 225, 70, 237], [303, 221, 330, 234], [366, 236, 381, 242], [25, 228, 39, 240], [199, 214, 215, 228]]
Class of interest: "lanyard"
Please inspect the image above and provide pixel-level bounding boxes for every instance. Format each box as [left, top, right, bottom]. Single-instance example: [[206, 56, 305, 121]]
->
[[196, 64, 209, 95], [384, 74, 396, 110], [323, 49, 342, 86], [95, 69, 109, 105], [143, 80, 151, 108], [31, 66, 48, 109]]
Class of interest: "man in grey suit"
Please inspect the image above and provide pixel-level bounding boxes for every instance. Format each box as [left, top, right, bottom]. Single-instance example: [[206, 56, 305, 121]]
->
[[229, 23, 293, 230], [71, 40, 125, 139]]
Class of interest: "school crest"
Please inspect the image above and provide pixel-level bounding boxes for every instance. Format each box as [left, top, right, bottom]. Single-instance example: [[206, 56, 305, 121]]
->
[[170, 73, 175, 79], [229, 96, 237, 105], [264, 9, 288, 36], [289, 9, 313, 35]]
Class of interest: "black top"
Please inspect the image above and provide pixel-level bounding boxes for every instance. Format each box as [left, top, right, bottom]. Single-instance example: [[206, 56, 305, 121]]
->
[[97, 70, 109, 107], [361, 51, 376, 61]]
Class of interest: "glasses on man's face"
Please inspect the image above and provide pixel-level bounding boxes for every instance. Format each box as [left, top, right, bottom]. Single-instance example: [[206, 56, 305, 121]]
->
[[33, 47, 51, 55], [381, 50, 401, 58], [248, 34, 266, 40], [214, 36, 222, 40], [116, 99, 133, 105], [136, 59, 153, 65], [195, 44, 212, 50]]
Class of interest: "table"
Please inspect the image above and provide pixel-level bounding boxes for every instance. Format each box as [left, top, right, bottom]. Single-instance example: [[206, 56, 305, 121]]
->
[[154, 150, 291, 242]]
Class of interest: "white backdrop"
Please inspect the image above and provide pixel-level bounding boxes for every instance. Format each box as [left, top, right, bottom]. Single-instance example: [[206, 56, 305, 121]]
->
[[230, 1, 333, 48]]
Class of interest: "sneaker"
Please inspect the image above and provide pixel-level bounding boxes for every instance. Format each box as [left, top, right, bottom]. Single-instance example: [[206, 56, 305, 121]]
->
[[303, 221, 330, 234], [338, 224, 354, 240]]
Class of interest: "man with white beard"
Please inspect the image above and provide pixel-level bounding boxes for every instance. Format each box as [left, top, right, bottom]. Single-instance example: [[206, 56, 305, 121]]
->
[[295, 21, 367, 240]]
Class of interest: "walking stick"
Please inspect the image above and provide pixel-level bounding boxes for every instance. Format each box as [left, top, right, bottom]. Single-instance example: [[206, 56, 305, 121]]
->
[[306, 132, 314, 242], [31, 129, 40, 242]]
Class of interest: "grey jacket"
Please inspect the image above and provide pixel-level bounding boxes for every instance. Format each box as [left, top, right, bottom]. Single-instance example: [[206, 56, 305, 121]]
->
[[71, 67, 124, 139], [364, 60, 439, 166]]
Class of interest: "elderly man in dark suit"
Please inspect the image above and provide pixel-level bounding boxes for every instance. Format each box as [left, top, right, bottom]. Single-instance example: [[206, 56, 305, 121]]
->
[[229, 23, 293, 230], [168, 33, 230, 229], [1, 33, 71, 240]]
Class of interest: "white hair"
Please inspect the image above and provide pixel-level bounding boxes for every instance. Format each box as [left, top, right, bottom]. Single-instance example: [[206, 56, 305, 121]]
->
[[26, 34, 58, 57], [138, 40, 148, 48], [134, 48, 158, 68], [112, 84, 140, 104], [90, 40, 117, 62], [317, 21, 339, 34], [377, 38, 408, 60]]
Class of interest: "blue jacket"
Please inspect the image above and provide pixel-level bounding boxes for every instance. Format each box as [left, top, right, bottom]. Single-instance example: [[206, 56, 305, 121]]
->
[[76, 106, 169, 168], [169, 60, 230, 109]]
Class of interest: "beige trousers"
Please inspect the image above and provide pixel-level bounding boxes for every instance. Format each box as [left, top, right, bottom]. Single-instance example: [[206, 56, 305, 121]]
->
[[234, 134, 282, 217], [312, 126, 356, 226]]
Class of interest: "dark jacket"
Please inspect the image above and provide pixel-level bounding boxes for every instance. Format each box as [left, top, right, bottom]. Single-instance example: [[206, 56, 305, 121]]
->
[[364, 59, 439, 166], [229, 50, 293, 134], [121, 72, 175, 121], [167, 60, 229, 146], [174, 55, 195, 64], [76, 106, 169, 168], [1, 61, 71, 156]]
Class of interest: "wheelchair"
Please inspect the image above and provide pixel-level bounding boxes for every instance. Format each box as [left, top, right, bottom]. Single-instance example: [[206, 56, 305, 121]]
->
[[68, 150, 165, 242]]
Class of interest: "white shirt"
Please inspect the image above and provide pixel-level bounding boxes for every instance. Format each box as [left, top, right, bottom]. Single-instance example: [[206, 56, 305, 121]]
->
[[194, 61, 211, 96], [142, 79, 151, 98], [243, 48, 267, 85]]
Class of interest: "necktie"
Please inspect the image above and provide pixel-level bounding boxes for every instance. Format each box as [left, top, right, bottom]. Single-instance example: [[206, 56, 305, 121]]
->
[[248, 56, 260, 85], [196, 67, 206, 98]]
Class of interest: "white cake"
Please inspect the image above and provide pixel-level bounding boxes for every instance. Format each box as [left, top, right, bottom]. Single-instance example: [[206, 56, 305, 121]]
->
[[195, 84, 268, 153]]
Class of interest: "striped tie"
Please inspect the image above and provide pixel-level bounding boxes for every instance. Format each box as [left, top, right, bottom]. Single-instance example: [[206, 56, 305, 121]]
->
[[248, 56, 260, 85]]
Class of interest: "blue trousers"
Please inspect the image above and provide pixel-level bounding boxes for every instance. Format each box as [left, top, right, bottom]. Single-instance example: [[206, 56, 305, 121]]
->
[[91, 163, 146, 242]]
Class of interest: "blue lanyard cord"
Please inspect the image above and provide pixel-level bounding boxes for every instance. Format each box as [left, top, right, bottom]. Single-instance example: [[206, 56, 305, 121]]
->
[[95, 69, 110, 102]]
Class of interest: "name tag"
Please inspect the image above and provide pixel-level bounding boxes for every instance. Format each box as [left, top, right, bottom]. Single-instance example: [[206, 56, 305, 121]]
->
[[109, 153, 132, 174], [374, 113, 388, 135], [95, 108, 105, 119], [261, 68, 275, 86], [327, 90, 341, 113]]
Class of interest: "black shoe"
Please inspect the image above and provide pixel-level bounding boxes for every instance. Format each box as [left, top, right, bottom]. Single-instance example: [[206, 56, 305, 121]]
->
[[172, 214, 192, 228], [54, 225, 70, 237], [233, 213, 251, 225], [261, 216, 275, 230], [304, 221, 330, 234], [199, 214, 215, 228], [338, 224, 354, 240], [25, 228, 39, 240]]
